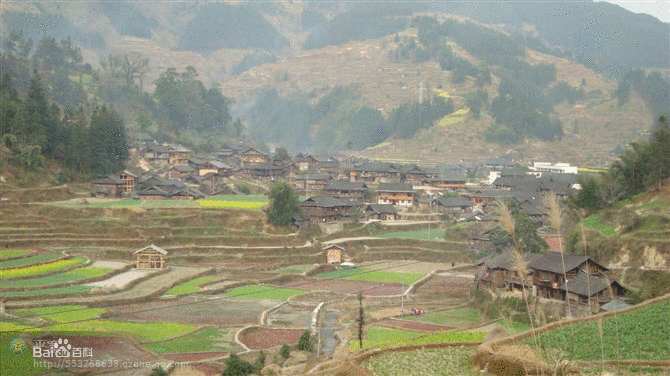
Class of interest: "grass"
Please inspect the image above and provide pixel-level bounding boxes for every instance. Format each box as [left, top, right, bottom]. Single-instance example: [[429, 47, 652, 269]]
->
[[318, 268, 425, 285], [365, 346, 481, 376], [165, 276, 220, 295], [349, 327, 484, 349], [529, 299, 670, 361], [198, 200, 267, 209], [405, 307, 482, 329], [16, 305, 106, 323], [0, 249, 31, 260], [373, 228, 446, 240], [205, 195, 269, 202], [581, 213, 616, 237], [222, 285, 304, 301], [0, 252, 62, 268], [0, 257, 86, 279], [143, 326, 238, 354]]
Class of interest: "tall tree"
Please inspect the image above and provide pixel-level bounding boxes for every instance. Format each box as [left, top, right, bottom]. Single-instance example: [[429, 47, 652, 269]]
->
[[266, 181, 300, 227]]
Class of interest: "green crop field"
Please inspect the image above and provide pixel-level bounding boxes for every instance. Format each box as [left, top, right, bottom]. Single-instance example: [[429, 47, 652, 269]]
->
[[222, 285, 304, 301], [0, 266, 114, 289], [78, 320, 197, 342], [528, 299, 670, 361], [581, 213, 616, 237], [350, 327, 484, 349], [373, 228, 446, 241], [1, 258, 86, 279], [365, 346, 480, 376], [0, 249, 32, 260], [318, 268, 425, 285], [206, 195, 269, 202], [0, 253, 62, 268], [166, 276, 220, 295], [275, 264, 313, 274], [16, 305, 106, 323], [144, 326, 239, 354], [406, 307, 482, 329]]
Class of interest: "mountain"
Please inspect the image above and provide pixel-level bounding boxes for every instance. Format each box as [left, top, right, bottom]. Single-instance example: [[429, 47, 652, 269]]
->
[[1, 1, 668, 166]]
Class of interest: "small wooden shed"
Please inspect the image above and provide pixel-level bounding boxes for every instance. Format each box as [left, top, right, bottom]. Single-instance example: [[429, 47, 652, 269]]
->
[[134, 244, 167, 269], [323, 244, 345, 264]]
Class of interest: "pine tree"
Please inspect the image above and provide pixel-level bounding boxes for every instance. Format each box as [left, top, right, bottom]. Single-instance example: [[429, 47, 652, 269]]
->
[[266, 181, 300, 227]]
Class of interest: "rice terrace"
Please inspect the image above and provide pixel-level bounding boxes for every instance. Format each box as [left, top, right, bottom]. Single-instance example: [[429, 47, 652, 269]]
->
[[1, 1, 670, 374]]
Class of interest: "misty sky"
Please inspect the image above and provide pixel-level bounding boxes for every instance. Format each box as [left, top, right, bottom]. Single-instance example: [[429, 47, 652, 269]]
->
[[600, 0, 670, 23]]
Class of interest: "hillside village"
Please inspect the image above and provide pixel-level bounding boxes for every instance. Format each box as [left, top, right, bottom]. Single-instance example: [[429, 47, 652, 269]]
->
[[2, 1, 670, 376]]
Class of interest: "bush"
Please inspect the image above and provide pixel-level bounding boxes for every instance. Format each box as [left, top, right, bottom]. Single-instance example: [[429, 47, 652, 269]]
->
[[222, 353, 254, 376], [149, 366, 168, 376], [253, 350, 266, 373], [297, 330, 313, 351], [279, 344, 290, 359]]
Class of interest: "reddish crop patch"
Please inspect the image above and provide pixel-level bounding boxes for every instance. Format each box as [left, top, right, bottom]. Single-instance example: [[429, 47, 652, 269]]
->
[[240, 327, 305, 350], [162, 352, 229, 362], [194, 363, 224, 376], [376, 319, 453, 332], [361, 284, 405, 297], [280, 278, 382, 295]]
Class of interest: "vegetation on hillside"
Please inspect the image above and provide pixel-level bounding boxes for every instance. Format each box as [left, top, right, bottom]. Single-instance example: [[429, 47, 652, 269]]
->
[[266, 181, 300, 228]]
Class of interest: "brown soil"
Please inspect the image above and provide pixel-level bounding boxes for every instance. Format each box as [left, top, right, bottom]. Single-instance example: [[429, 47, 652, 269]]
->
[[162, 352, 229, 362], [240, 327, 306, 350], [279, 277, 398, 296], [375, 319, 453, 332], [108, 295, 272, 326], [361, 284, 405, 297]]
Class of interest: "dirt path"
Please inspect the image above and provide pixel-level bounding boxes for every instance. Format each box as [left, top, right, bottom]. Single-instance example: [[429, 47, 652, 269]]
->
[[5, 266, 207, 309]]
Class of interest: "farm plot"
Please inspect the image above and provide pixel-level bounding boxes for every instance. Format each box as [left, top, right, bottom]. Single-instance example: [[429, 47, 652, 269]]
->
[[240, 327, 306, 350], [0, 252, 63, 268], [1, 257, 86, 279], [365, 346, 481, 376], [376, 319, 453, 332], [281, 279, 406, 296], [406, 307, 483, 329], [165, 276, 221, 295], [373, 228, 446, 240], [349, 327, 484, 349], [108, 295, 273, 326], [318, 268, 425, 285], [266, 304, 316, 327], [198, 195, 269, 210], [0, 284, 93, 298], [87, 269, 154, 289], [411, 274, 474, 303], [0, 249, 32, 260], [527, 298, 670, 361], [0, 266, 114, 289], [358, 260, 449, 274], [144, 326, 239, 355], [221, 285, 304, 301]]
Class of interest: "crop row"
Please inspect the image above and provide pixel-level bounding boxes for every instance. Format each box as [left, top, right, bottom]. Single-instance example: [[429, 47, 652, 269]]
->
[[528, 299, 670, 361], [350, 326, 484, 349], [0, 258, 86, 279], [0, 252, 62, 269], [221, 285, 304, 301], [365, 346, 481, 376], [0, 249, 32, 260], [318, 268, 425, 285]]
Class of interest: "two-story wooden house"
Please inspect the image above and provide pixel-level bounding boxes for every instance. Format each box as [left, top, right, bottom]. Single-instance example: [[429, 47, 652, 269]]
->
[[377, 183, 415, 207], [324, 180, 368, 204], [300, 196, 354, 223], [528, 252, 609, 300]]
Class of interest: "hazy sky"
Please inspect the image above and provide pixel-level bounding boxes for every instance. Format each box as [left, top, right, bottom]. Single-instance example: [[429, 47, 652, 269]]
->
[[599, 0, 670, 23]]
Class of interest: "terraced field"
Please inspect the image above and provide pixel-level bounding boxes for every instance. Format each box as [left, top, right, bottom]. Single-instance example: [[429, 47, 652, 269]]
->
[[349, 326, 484, 349], [0, 257, 87, 279], [0, 252, 63, 268], [221, 285, 305, 301]]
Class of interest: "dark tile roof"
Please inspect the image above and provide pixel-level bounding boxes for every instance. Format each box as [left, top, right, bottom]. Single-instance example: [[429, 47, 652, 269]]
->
[[138, 185, 169, 196], [558, 271, 623, 297], [325, 180, 368, 191], [437, 196, 472, 207], [355, 161, 401, 173], [528, 252, 607, 274], [293, 174, 332, 181], [431, 171, 468, 182], [377, 183, 414, 192], [365, 204, 397, 214], [476, 252, 543, 271], [93, 175, 124, 185], [301, 196, 352, 208]]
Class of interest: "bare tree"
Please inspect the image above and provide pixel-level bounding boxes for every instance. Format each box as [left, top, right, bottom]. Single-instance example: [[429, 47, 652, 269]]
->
[[106, 52, 150, 91]]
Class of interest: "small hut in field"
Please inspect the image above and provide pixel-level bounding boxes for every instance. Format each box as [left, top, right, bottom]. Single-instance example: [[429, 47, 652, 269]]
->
[[134, 244, 167, 269]]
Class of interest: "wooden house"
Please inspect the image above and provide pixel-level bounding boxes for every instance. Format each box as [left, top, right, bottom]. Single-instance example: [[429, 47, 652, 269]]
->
[[364, 204, 398, 221], [377, 183, 414, 207], [167, 145, 191, 166], [528, 252, 609, 300], [429, 171, 468, 190], [240, 147, 270, 165], [91, 175, 125, 197], [316, 160, 341, 177], [134, 244, 167, 269], [324, 244, 345, 264], [292, 174, 332, 191], [242, 163, 286, 179], [558, 271, 626, 312], [117, 170, 139, 195], [300, 196, 354, 223], [400, 164, 430, 186], [324, 180, 368, 204], [166, 187, 206, 200], [476, 252, 542, 290], [436, 196, 473, 214], [294, 153, 319, 172], [137, 185, 168, 200], [350, 161, 401, 184], [168, 165, 197, 180]]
